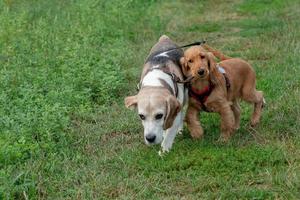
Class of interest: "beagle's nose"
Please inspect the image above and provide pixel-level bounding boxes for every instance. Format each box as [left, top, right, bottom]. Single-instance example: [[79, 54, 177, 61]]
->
[[198, 69, 205, 76], [145, 134, 156, 143]]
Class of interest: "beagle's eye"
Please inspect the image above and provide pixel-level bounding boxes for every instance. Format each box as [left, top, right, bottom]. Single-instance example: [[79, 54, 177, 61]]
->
[[139, 114, 145, 120], [155, 113, 163, 120], [188, 59, 193, 63], [200, 55, 205, 59]]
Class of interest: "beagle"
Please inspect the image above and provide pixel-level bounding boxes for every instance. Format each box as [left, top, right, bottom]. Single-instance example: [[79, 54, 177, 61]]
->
[[125, 35, 188, 153]]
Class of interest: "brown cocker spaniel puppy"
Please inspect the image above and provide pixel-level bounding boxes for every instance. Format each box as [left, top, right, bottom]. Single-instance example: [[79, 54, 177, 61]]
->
[[180, 45, 265, 141]]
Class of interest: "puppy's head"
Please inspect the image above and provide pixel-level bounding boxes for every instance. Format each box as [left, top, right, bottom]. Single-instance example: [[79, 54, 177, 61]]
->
[[125, 88, 180, 145], [180, 46, 216, 81]]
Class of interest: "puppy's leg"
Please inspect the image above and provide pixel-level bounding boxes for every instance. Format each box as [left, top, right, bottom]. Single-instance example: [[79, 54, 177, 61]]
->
[[241, 75, 265, 126], [161, 113, 181, 152], [242, 89, 264, 126], [185, 105, 203, 139], [218, 104, 235, 142], [231, 100, 241, 130], [250, 91, 264, 126]]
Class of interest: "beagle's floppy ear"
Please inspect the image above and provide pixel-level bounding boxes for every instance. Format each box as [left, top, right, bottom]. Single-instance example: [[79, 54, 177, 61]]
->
[[124, 95, 138, 110], [180, 57, 190, 77], [163, 95, 181, 130]]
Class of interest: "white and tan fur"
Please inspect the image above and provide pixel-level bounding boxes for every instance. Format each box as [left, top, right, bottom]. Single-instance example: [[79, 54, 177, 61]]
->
[[125, 35, 187, 153]]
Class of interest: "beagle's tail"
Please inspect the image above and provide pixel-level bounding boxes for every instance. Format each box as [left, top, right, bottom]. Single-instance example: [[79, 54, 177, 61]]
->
[[202, 44, 231, 61]]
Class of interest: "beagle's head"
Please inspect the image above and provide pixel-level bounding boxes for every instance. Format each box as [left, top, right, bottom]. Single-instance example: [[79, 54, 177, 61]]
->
[[180, 46, 216, 81], [124, 87, 180, 145]]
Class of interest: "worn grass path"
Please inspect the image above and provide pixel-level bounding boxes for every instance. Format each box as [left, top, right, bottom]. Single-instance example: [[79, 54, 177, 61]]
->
[[1, 0, 300, 199]]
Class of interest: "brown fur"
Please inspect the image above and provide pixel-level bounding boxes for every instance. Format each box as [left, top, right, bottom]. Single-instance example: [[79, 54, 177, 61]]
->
[[180, 46, 264, 141], [202, 44, 231, 61], [164, 94, 181, 130]]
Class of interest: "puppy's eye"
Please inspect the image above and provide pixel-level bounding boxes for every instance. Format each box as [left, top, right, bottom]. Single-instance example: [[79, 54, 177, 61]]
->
[[155, 113, 163, 120], [188, 59, 193, 63], [139, 114, 145, 120], [200, 55, 205, 59]]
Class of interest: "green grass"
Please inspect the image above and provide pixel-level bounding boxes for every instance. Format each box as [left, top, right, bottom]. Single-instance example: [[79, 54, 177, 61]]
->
[[1, 0, 300, 199]]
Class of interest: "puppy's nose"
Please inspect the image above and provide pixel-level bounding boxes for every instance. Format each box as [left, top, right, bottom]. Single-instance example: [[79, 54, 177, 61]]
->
[[198, 69, 205, 76], [145, 134, 156, 143]]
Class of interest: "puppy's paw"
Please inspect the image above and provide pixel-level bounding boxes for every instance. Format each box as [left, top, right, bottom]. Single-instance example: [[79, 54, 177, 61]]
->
[[250, 120, 259, 127], [234, 124, 240, 130], [217, 134, 230, 144], [190, 128, 204, 139]]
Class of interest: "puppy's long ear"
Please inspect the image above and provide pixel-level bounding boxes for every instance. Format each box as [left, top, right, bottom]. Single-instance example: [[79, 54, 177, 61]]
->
[[124, 95, 138, 110], [163, 95, 181, 130], [207, 52, 217, 70], [207, 52, 219, 85], [180, 57, 190, 77]]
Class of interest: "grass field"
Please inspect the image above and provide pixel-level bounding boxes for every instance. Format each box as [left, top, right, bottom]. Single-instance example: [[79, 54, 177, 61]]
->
[[1, 0, 300, 199]]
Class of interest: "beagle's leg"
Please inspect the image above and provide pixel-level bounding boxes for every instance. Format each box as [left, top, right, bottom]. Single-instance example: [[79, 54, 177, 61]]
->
[[178, 86, 189, 135], [218, 103, 235, 142], [177, 111, 184, 134], [185, 105, 203, 139], [161, 113, 181, 153]]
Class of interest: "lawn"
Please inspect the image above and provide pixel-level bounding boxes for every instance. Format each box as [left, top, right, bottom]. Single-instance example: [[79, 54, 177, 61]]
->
[[0, 0, 299, 199]]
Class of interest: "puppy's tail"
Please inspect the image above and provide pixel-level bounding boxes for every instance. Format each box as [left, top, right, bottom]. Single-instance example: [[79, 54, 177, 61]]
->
[[202, 44, 231, 61]]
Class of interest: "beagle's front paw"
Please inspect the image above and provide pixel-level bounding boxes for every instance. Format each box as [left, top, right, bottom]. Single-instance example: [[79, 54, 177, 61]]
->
[[161, 143, 171, 154], [177, 123, 184, 135], [177, 127, 183, 135], [158, 150, 164, 157], [158, 147, 170, 157]]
